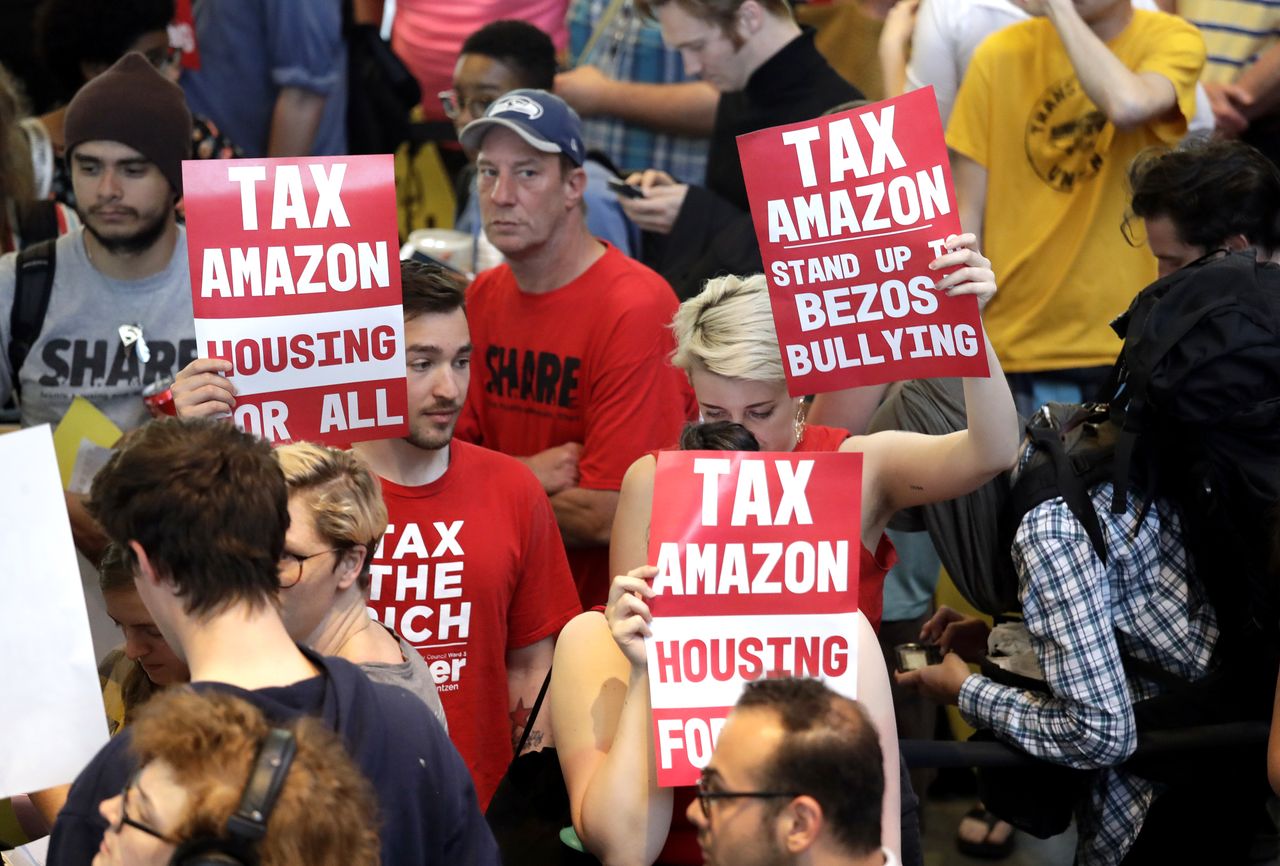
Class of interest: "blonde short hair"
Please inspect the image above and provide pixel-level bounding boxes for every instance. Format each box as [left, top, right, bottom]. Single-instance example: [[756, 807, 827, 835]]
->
[[671, 273, 784, 383], [274, 443, 388, 590]]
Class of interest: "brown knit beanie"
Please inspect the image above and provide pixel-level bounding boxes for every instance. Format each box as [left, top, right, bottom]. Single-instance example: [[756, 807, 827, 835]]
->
[[64, 52, 193, 195]]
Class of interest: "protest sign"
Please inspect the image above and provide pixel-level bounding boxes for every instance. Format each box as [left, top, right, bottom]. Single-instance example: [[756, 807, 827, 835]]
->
[[184, 155, 408, 445], [645, 450, 862, 787], [0, 427, 108, 798], [737, 87, 989, 395]]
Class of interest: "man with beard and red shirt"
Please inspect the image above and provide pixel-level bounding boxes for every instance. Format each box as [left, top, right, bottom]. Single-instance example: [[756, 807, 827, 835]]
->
[[173, 261, 581, 809]]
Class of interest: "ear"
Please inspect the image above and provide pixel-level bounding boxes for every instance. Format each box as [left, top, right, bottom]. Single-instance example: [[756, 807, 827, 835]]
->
[[129, 540, 166, 590], [779, 795, 824, 855], [564, 165, 588, 209], [735, 0, 766, 38], [335, 544, 367, 592], [1223, 233, 1251, 254]]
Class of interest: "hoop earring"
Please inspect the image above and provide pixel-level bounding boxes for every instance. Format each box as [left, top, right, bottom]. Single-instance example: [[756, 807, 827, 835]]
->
[[793, 404, 807, 447]]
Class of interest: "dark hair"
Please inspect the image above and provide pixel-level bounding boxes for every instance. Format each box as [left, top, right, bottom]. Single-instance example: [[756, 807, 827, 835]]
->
[[679, 420, 760, 451], [459, 20, 557, 91], [89, 418, 288, 618], [1129, 138, 1280, 257], [401, 259, 467, 320], [735, 678, 883, 856], [36, 0, 175, 102]]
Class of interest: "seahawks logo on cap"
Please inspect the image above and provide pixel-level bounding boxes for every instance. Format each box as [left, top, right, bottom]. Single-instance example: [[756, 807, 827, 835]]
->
[[491, 94, 543, 119]]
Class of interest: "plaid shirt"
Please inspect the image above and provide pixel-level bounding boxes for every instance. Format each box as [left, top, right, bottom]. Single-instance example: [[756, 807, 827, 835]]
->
[[567, 0, 710, 183], [958, 482, 1219, 865]]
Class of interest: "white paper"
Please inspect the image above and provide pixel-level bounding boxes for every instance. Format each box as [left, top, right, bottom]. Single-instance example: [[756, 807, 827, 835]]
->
[[68, 438, 114, 496], [3, 836, 49, 866], [0, 426, 109, 799]]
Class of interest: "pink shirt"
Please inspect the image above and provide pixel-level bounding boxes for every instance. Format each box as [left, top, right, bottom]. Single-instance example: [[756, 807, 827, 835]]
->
[[392, 0, 569, 121]]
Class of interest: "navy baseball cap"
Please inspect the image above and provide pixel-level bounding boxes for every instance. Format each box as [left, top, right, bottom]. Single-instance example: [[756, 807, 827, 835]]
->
[[460, 89, 585, 166]]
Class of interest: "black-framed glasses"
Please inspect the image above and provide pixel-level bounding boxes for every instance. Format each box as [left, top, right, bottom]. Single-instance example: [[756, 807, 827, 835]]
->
[[277, 547, 341, 588], [438, 89, 496, 121], [695, 776, 799, 826], [111, 768, 176, 844]]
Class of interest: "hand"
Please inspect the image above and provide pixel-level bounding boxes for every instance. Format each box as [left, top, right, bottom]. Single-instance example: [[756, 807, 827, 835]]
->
[[606, 566, 658, 668], [879, 0, 920, 56], [619, 169, 687, 235], [895, 651, 973, 705], [554, 65, 615, 117], [172, 358, 237, 419], [920, 605, 990, 663], [930, 233, 996, 310], [1203, 82, 1253, 137], [522, 442, 582, 495]]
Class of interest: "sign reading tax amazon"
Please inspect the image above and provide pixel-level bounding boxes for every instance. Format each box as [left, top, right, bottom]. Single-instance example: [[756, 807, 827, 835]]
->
[[183, 155, 408, 445], [646, 451, 862, 787], [737, 87, 988, 394]]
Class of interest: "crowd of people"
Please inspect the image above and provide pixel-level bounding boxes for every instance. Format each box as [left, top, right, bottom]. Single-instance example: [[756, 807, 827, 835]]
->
[[1, 0, 1279, 865]]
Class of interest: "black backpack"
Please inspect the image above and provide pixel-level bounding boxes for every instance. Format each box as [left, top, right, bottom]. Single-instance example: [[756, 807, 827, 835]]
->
[[993, 253, 1280, 631], [4, 201, 59, 409]]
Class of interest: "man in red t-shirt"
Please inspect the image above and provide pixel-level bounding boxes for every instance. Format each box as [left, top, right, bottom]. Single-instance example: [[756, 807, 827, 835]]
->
[[454, 89, 696, 607], [171, 262, 581, 810]]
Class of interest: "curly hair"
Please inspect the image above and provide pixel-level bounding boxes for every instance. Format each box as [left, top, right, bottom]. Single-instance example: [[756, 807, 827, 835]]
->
[[129, 688, 381, 866]]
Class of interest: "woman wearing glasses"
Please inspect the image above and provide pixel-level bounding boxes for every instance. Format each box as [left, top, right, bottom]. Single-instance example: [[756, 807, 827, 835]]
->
[[94, 687, 379, 866], [550, 236, 1017, 865], [274, 441, 447, 730]]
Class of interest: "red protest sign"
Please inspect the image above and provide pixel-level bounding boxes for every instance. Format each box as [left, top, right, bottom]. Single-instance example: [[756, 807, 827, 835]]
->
[[737, 87, 988, 395], [645, 451, 862, 787], [183, 155, 408, 446]]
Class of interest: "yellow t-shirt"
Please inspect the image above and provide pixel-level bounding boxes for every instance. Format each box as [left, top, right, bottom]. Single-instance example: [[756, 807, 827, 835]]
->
[[1180, 0, 1280, 84], [947, 11, 1204, 373]]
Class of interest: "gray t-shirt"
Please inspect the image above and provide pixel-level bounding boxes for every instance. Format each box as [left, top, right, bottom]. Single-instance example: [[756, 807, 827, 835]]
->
[[0, 227, 197, 431], [359, 628, 449, 732]]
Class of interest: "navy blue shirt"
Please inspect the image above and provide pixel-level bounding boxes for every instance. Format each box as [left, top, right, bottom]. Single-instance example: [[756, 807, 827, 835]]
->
[[48, 648, 499, 866]]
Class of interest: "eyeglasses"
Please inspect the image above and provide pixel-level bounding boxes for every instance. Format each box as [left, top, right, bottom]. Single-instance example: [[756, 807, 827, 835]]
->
[[277, 547, 341, 588], [142, 44, 183, 73], [111, 768, 176, 844], [438, 89, 496, 121], [695, 775, 799, 827]]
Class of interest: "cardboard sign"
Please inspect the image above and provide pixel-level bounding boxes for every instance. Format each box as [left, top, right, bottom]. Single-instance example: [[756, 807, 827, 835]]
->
[[184, 156, 408, 446], [645, 451, 862, 787], [0, 427, 109, 798], [738, 88, 989, 395]]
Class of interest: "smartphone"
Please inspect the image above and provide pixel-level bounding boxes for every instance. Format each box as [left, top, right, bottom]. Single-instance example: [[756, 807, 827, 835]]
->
[[608, 176, 645, 199], [894, 642, 943, 673]]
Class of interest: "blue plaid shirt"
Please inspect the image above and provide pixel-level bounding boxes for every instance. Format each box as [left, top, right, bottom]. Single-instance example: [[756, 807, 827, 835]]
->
[[567, 0, 709, 183], [958, 482, 1219, 865]]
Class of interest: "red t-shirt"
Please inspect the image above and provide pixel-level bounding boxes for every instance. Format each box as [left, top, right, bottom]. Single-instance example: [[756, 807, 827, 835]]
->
[[794, 423, 896, 632], [366, 439, 581, 808], [456, 244, 697, 606]]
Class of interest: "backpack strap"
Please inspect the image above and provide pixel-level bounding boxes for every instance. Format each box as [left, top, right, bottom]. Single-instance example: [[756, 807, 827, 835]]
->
[[13, 199, 60, 249], [8, 238, 57, 396]]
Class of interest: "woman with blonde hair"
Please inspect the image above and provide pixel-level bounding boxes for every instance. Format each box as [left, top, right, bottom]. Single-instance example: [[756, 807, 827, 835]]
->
[[274, 441, 447, 729], [551, 235, 1018, 865]]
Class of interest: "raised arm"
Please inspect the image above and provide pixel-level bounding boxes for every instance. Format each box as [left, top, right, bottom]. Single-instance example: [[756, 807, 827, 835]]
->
[[849, 234, 1017, 539], [1036, 0, 1178, 130], [555, 68, 718, 139], [551, 572, 672, 866]]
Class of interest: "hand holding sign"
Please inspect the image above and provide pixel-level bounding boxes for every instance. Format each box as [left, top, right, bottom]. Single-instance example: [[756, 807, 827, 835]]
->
[[184, 155, 409, 445], [737, 88, 990, 394], [607, 565, 658, 668], [929, 233, 996, 310], [172, 357, 237, 418]]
